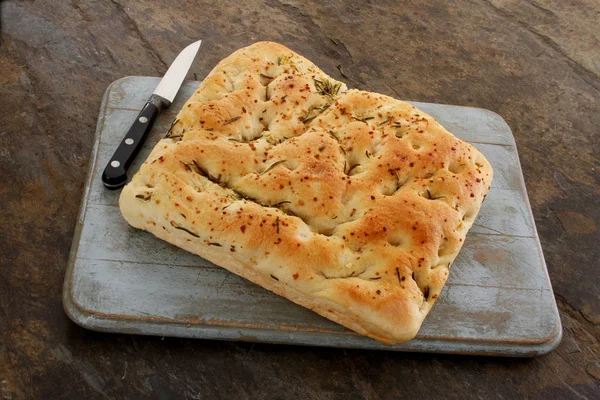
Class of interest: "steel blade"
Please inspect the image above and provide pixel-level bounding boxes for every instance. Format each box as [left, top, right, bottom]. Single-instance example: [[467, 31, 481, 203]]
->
[[153, 39, 202, 102]]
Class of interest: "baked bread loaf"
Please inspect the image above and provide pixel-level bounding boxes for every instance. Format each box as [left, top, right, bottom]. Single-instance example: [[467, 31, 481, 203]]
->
[[119, 42, 493, 344]]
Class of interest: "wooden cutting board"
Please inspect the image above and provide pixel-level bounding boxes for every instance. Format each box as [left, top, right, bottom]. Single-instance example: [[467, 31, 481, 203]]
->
[[63, 76, 561, 356]]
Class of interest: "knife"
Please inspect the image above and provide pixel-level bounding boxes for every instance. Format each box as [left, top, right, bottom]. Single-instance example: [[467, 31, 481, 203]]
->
[[102, 39, 202, 189]]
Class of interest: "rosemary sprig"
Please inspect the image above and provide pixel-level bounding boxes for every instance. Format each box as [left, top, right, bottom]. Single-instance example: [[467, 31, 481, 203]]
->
[[426, 189, 446, 200], [378, 117, 393, 126], [135, 193, 152, 201], [165, 118, 181, 138], [180, 160, 203, 175], [276, 136, 290, 144], [282, 208, 297, 217], [262, 159, 287, 174], [191, 160, 203, 174], [170, 221, 199, 238], [301, 104, 330, 124], [180, 161, 192, 172], [393, 121, 405, 138], [222, 116, 241, 125], [351, 116, 374, 123], [313, 78, 341, 99], [175, 226, 199, 237], [347, 163, 361, 175], [277, 55, 291, 65], [328, 130, 340, 142], [182, 160, 221, 185]]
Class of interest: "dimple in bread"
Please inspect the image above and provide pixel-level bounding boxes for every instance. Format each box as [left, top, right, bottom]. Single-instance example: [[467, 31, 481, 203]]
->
[[119, 42, 493, 344]]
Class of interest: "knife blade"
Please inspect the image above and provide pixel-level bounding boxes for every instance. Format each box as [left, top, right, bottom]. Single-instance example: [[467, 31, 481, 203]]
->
[[102, 39, 202, 189]]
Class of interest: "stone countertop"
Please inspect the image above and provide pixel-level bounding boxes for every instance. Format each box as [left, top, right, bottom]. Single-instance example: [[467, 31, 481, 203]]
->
[[1, 1, 598, 398]]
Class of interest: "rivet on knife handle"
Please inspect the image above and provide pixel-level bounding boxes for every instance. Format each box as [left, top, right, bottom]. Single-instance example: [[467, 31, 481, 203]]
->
[[101, 95, 170, 189], [101, 39, 202, 190]]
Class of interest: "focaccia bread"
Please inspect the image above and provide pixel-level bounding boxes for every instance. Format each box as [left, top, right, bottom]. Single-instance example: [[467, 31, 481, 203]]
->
[[119, 42, 493, 344]]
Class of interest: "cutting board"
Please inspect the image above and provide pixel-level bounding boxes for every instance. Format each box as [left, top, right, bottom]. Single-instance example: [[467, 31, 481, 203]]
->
[[63, 76, 561, 356]]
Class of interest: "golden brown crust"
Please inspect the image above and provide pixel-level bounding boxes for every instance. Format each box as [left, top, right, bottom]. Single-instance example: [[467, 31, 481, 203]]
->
[[119, 41, 493, 344]]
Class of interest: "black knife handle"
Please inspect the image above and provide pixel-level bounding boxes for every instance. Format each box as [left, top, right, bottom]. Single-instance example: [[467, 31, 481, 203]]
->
[[102, 94, 171, 189]]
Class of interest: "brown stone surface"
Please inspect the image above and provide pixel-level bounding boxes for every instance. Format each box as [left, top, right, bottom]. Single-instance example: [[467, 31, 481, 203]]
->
[[0, 0, 598, 398]]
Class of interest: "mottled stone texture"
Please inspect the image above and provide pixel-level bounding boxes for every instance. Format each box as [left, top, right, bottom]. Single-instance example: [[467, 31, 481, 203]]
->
[[0, 0, 598, 398]]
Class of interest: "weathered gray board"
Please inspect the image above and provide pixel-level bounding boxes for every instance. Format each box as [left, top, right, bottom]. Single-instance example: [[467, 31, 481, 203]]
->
[[63, 76, 562, 356]]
